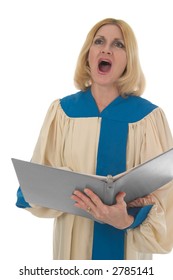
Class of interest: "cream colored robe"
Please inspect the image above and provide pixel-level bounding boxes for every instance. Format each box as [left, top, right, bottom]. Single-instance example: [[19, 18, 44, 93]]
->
[[27, 99, 173, 260]]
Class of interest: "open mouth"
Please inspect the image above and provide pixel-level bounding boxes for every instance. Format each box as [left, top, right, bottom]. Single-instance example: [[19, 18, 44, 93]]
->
[[98, 60, 112, 73]]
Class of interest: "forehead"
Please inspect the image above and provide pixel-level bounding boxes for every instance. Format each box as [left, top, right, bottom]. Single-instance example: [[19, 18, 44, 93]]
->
[[95, 24, 124, 39]]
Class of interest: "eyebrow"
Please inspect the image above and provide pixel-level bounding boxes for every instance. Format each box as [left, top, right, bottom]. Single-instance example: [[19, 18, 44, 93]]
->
[[94, 35, 124, 42]]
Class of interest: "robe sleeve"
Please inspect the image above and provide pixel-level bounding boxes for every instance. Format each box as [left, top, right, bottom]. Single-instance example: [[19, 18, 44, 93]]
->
[[126, 107, 173, 254], [16, 99, 66, 218]]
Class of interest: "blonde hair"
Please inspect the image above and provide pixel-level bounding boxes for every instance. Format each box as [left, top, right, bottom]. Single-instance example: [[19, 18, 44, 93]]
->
[[74, 18, 145, 96]]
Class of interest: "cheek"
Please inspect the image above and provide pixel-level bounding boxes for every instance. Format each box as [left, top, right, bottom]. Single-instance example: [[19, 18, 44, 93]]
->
[[120, 52, 127, 66], [88, 53, 93, 68], [88, 48, 97, 69], [117, 53, 127, 73]]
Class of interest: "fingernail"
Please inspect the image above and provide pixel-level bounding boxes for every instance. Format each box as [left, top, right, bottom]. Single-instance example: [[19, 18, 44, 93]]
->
[[84, 188, 89, 194]]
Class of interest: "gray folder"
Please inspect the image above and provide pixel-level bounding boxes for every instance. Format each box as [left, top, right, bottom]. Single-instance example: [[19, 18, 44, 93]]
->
[[12, 148, 173, 220]]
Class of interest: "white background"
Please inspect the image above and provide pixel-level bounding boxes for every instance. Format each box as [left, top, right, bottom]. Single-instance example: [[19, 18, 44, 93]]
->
[[1, 0, 173, 278]]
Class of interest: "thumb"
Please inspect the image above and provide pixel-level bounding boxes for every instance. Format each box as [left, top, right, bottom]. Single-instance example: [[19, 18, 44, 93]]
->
[[115, 192, 126, 204]]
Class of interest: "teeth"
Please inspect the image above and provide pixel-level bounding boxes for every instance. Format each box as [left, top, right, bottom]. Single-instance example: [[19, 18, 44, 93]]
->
[[101, 61, 110, 65], [99, 61, 111, 66]]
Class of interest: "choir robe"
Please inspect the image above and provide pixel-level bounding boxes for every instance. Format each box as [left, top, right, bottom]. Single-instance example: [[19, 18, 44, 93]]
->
[[16, 88, 173, 260]]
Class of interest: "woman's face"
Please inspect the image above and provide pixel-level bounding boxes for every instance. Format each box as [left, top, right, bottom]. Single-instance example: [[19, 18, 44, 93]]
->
[[88, 24, 127, 88]]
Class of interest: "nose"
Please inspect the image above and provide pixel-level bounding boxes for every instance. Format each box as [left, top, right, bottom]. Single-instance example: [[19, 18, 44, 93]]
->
[[101, 48, 112, 55]]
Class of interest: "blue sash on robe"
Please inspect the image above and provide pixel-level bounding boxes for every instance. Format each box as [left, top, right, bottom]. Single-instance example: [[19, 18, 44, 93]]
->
[[92, 93, 156, 260]]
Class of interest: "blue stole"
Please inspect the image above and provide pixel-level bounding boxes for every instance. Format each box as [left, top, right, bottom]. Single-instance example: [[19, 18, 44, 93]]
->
[[16, 88, 157, 259]]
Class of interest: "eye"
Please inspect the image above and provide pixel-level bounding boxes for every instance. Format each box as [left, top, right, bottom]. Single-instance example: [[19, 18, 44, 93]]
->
[[113, 40, 125, 49], [93, 38, 104, 45]]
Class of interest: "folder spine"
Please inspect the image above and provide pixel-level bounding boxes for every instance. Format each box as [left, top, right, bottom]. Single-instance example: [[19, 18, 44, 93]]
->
[[103, 181, 115, 205]]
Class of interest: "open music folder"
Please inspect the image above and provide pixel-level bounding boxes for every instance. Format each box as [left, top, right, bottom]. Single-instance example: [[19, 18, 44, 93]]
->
[[12, 148, 173, 220]]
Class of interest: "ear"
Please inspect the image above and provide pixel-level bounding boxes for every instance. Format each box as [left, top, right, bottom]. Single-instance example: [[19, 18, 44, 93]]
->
[[84, 79, 92, 87]]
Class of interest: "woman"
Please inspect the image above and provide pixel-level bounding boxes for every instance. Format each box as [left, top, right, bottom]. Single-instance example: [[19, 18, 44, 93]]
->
[[16, 18, 173, 260]]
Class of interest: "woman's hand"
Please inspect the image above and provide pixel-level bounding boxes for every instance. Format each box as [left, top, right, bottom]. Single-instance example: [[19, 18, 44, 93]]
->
[[127, 194, 156, 208], [71, 188, 134, 229]]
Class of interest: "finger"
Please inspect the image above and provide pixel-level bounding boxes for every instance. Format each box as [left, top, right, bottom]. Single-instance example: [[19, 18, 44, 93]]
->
[[128, 197, 145, 207], [145, 195, 156, 204], [115, 192, 126, 204], [72, 190, 96, 212], [71, 193, 88, 209], [127, 200, 140, 208], [127, 195, 156, 208], [71, 193, 83, 204], [73, 190, 92, 204], [84, 188, 103, 208]]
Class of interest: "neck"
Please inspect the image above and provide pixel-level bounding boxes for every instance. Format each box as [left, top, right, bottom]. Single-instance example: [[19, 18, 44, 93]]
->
[[91, 84, 120, 112]]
